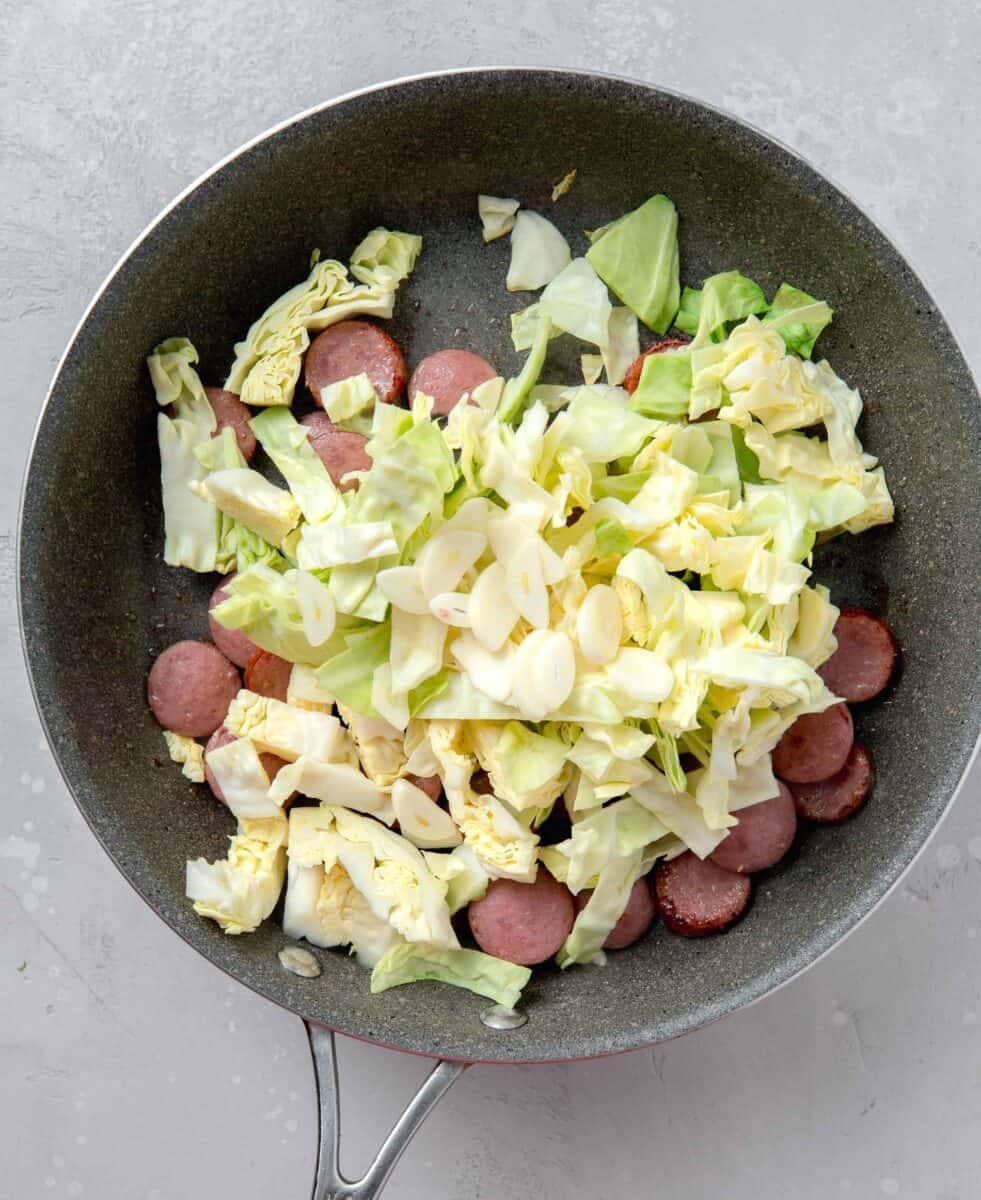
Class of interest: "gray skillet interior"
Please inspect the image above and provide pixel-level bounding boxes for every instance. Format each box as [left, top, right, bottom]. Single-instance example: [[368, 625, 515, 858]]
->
[[19, 69, 981, 1063]]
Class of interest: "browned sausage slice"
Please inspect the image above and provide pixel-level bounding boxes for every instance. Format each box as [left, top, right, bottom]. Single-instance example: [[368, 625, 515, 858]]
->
[[204, 387, 257, 461], [300, 412, 371, 491], [208, 573, 258, 669], [244, 649, 292, 703], [622, 336, 691, 394], [818, 608, 898, 703], [304, 319, 407, 407], [773, 702, 854, 784], [654, 852, 751, 937], [708, 784, 798, 874], [575, 876, 656, 950], [204, 725, 288, 805], [790, 742, 874, 824], [405, 774, 443, 804], [147, 640, 240, 738], [468, 870, 575, 965], [408, 349, 497, 416]]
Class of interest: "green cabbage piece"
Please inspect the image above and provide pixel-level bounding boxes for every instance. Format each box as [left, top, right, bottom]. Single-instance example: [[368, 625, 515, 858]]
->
[[471, 721, 570, 811], [586, 194, 680, 333], [346, 420, 457, 546], [212, 564, 346, 665], [556, 797, 667, 894], [498, 311, 553, 424], [149, 338, 221, 572], [196, 427, 286, 573], [557, 849, 645, 968], [592, 472, 651, 503], [561, 385, 659, 463], [225, 230, 420, 408], [594, 516, 634, 557], [629, 349, 691, 419], [669, 421, 741, 505], [316, 623, 391, 715], [539, 258, 612, 348], [763, 283, 833, 359], [370, 943, 530, 1009], [676, 271, 768, 344], [249, 407, 339, 524]]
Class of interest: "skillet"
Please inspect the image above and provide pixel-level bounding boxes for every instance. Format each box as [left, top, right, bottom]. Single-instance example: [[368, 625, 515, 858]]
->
[[18, 68, 981, 1198]]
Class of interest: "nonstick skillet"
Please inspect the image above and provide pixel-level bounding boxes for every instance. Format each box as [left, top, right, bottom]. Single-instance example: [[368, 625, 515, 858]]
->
[[19, 69, 981, 1198]]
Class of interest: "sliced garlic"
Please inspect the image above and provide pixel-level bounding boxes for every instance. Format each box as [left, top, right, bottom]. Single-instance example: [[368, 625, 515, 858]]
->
[[429, 592, 472, 627], [575, 584, 623, 666], [419, 530, 486, 599], [376, 565, 429, 614], [512, 629, 575, 720], [391, 778, 462, 849], [469, 561, 519, 651], [295, 570, 337, 647], [607, 647, 674, 703], [451, 632, 516, 703], [506, 538, 549, 629]]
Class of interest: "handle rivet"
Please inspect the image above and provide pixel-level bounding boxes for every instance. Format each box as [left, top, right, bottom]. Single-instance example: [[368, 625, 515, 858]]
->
[[480, 1004, 528, 1030], [279, 944, 322, 978]]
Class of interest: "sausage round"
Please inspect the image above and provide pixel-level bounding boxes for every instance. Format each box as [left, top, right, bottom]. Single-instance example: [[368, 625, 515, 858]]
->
[[204, 387, 257, 462], [300, 412, 371, 491], [208, 574, 258, 669], [622, 336, 691, 394], [408, 349, 497, 416], [654, 852, 751, 937], [818, 608, 898, 703], [467, 870, 575, 965], [147, 640, 240, 738], [772, 702, 854, 784], [244, 649, 292, 703], [405, 774, 443, 804], [204, 725, 288, 806], [574, 876, 656, 950], [304, 319, 407, 408], [790, 742, 874, 824], [708, 784, 797, 874]]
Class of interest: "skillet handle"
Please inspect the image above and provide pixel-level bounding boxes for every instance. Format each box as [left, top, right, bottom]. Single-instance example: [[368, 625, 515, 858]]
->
[[306, 1021, 466, 1200]]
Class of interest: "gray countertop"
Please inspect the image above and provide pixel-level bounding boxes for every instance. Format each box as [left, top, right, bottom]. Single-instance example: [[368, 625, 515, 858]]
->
[[3, 3, 980, 1197]]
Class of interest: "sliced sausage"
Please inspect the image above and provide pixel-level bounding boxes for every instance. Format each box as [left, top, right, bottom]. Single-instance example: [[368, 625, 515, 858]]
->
[[208, 573, 258, 669], [405, 774, 443, 804], [772, 702, 854, 784], [791, 742, 874, 824], [468, 870, 575, 966], [204, 387, 257, 462], [471, 769, 494, 796], [147, 640, 240, 738], [622, 336, 691, 394], [204, 725, 288, 806], [708, 784, 797, 874], [304, 319, 406, 408], [654, 851, 751, 938], [300, 412, 371, 491], [575, 876, 656, 950], [818, 608, 898, 703], [244, 649, 292, 703], [408, 349, 497, 416]]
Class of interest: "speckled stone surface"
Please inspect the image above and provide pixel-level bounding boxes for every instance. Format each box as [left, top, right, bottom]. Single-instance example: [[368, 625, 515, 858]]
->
[[5, 5, 981, 1199]]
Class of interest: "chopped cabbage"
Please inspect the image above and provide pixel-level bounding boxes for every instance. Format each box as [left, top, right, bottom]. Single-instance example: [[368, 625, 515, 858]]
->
[[371, 942, 530, 1009], [539, 257, 612, 349], [586, 194, 680, 332], [186, 814, 287, 935], [250, 407, 339, 523], [763, 283, 833, 359], [478, 194, 519, 242], [506, 211, 572, 291], [162, 731, 205, 783]]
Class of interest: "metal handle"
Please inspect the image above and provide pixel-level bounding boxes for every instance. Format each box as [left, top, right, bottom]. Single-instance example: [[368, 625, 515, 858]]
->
[[306, 1021, 466, 1200]]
